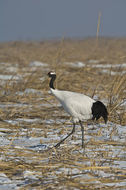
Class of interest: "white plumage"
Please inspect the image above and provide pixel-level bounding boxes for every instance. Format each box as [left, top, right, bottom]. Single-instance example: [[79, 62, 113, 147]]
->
[[50, 88, 95, 123], [48, 71, 108, 149]]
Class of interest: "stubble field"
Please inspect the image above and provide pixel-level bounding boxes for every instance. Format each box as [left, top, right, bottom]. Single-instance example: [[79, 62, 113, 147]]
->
[[0, 38, 126, 189]]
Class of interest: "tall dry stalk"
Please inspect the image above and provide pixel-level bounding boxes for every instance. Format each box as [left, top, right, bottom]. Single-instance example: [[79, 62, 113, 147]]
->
[[96, 11, 101, 46]]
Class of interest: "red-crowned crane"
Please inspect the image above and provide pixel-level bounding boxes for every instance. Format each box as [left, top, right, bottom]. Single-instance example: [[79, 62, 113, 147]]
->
[[48, 71, 108, 149]]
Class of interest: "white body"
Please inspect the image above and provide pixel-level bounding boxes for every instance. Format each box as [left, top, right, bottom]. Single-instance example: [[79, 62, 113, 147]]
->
[[50, 88, 95, 123]]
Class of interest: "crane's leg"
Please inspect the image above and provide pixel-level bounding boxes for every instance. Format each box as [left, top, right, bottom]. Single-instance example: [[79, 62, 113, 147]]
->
[[54, 123, 75, 148], [79, 121, 85, 149]]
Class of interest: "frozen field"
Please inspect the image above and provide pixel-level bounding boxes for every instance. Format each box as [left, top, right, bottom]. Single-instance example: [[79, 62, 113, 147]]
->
[[0, 39, 126, 189]]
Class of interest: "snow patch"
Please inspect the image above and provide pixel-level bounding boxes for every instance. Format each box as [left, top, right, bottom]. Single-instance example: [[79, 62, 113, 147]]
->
[[91, 63, 126, 68], [29, 61, 48, 67], [16, 88, 43, 96], [63, 61, 85, 68], [0, 74, 21, 80]]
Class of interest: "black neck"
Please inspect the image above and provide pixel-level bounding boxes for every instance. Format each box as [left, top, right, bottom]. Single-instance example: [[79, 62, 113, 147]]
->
[[49, 75, 56, 89]]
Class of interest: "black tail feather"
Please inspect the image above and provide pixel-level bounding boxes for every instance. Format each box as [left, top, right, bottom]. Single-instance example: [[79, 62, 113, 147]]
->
[[92, 101, 108, 124]]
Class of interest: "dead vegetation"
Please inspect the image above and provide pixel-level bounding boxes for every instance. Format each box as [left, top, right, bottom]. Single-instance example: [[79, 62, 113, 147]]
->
[[0, 38, 126, 189]]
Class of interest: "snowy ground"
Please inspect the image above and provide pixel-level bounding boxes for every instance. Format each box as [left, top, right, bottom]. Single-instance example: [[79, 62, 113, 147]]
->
[[0, 59, 126, 189]]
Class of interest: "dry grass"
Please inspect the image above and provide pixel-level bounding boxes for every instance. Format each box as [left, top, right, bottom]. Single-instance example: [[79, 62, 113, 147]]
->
[[0, 38, 126, 189]]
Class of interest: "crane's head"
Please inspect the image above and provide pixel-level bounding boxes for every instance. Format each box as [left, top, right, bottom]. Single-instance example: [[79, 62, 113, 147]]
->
[[48, 71, 56, 78], [48, 71, 56, 89]]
